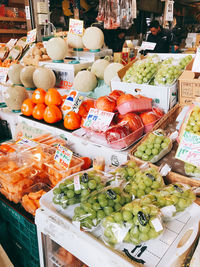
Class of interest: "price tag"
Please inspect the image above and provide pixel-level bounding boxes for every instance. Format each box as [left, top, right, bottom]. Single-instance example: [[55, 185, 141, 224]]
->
[[61, 90, 84, 117], [175, 131, 200, 168], [16, 138, 38, 148], [140, 42, 156, 51], [74, 175, 81, 191], [69, 19, 84, 36], [26, 29, 37, 44], [6, 39, 17, 50], [83, 108, 115, 132], [0, 67, 8, 83], [151, 218, 163, 232], [54, 144, 73, 170]]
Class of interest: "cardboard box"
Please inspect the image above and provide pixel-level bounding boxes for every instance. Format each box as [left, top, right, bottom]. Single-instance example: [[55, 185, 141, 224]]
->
[[178, 59, 200, 105]]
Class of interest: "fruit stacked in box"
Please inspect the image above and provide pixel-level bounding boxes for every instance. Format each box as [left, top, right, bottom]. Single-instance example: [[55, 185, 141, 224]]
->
[[51, 159, 196, 246], [122, 55, 192, 86], [0, 134, 84, 216], [21, 87, 164, 150]]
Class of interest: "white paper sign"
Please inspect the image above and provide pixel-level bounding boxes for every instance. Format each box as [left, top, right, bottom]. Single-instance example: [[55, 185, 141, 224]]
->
[[25, 6, 31, 20], [165, 0, 174, 22], [140, 42, 156, 51], [192, 48, 200, 73], [0, 67, 8, 83]]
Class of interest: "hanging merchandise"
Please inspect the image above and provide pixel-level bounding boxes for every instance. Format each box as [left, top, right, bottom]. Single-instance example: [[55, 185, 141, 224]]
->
[[97, 0, 136, 30], [164, 0, 174, 22]]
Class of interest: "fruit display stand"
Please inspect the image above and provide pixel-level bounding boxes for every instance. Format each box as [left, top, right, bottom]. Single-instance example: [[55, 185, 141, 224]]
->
[[129, 103, 200, 188], [70, 48, 113, 61], [36, 177, 200, 267], [17, 115, 131, 166]]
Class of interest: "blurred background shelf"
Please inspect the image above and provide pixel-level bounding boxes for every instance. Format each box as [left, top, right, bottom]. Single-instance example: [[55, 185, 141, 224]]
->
[[0, 29, 27, 34], [0, 16, 26, 22]]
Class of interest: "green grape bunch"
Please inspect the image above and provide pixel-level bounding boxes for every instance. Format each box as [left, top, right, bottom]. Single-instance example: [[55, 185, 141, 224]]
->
[[185, 105, 200, 135], [134, 131, 172, 162], [73, 187, 132, 230], [52, 170, 106, 209], [124, 167, 165, 199], [185, 163, 200, 177], [178, 55, 193, 70], [141, 183, 196, 215], [102, 200, 163, 246], [155, 64, 182, 85]]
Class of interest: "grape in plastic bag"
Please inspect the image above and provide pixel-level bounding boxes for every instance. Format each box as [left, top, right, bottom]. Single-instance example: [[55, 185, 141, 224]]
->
[[101, 199, 163, 246], [134, 130, 173, 163], [72, 187, 132, 231]]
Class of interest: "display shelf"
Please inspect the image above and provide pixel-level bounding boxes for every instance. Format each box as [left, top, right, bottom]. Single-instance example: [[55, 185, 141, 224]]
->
[[0, 29, 27, 34], [0, 16, 26, 22]]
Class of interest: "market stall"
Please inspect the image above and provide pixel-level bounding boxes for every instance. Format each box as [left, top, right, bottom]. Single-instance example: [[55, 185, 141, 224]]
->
[[1, 1, 200, 267]]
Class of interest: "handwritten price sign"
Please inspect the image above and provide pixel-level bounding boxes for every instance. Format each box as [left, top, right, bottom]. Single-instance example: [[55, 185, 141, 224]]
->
[[175, 131, 200, 167], [54, 144, 73, 170], [16, 138, 38, 148], [69, 19, 84, 36], [26, 29, 37, 44], [83, 108, 114, 133]]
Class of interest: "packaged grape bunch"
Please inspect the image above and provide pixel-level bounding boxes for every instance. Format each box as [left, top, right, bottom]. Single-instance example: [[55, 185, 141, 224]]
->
[[185, 163, 200, 179], [52, 170, 108, 209], [141, 183, 196, 220], [134, 129, 174, 163], [124, 57, 160, 84], [101, 199, 164, 246], [154, 63, 182, 86], [123, 166, 165, 199], [72, 186, 132, 231], [108, 160, 141, 184], [178, 55, 193, 70]]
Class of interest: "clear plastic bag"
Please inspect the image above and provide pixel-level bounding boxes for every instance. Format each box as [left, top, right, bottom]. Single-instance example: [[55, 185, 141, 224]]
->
[[52, 170, 108, 209], [141, 183, 196, 219], [123, 166, 165, 199], [154, 63, 182, 86], [123, 57, 161, 84], [72, 186, 132, 231], [101, 199, 163, 246], [184, 163, 200, 179], [134, 129, 173, 163]]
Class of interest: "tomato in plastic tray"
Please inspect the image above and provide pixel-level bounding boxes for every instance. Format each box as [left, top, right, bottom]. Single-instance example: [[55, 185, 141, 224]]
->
[[105, 123, 144, 150], [117, 95, 152, 115]]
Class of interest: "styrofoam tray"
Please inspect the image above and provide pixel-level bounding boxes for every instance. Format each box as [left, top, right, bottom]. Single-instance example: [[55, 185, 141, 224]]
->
[[40, 185, 200, 267]]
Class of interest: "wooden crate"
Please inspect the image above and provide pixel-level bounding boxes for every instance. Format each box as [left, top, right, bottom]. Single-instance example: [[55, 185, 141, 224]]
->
[[129, 104, 200, 187]]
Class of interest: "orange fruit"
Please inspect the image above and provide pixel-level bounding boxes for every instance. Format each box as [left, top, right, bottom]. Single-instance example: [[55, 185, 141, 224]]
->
[[80, 157, 92, 170], [64, 111, 81, 130], [32, 104, 46, 120], [21, 99, 35, 116], [45, 88, 62, 106], [32, 88, 46, 104], [43, 105, 62, 124]]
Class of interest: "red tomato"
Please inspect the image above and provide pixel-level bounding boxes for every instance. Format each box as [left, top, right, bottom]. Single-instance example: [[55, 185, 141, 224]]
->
[[152, 107, 164, 117], [109, 90, 125, 101], [121, 113, 143, 132], [139, 111, 158, 125]]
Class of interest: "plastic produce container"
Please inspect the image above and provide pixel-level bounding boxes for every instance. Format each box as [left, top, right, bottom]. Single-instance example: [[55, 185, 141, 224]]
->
[[30, 145, 56, 169], [22, 183, 50, 216], [45, 156, 84, 186], [107, 126, 144, 150], [0, 153, 38, 183], [0, 188, 24, 204]]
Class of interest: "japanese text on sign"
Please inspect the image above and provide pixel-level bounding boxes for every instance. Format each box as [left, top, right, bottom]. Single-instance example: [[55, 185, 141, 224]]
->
[[69, 19, 84, 36], [83, 108, 115, 132], [26, 29, 37, 44], [175, 131, 200, 168], [54, 144, 73, 170], [16, 138, 38, 148]]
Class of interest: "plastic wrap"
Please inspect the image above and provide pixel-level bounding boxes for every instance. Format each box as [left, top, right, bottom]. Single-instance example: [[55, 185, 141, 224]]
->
[[122, 56, 161, 84], [72, 186, 132, 231], [22, 183, 50, 216], [134, 130, 173, 163], [154, 63, 182, 86], [142, 183, 196, 219], [184, 163, 200, 179], [52, 170, 108, 209], [123, 166, 165, 199], [101, 199, 163, 246]]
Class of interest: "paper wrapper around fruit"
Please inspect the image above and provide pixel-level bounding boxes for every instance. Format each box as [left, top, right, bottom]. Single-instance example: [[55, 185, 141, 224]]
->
[[72, 186, 132, 232], [101, 199, 164, 247]]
